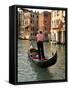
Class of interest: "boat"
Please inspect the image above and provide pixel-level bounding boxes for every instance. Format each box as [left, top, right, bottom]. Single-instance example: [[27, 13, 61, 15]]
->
[[28, 48, 57, 68]]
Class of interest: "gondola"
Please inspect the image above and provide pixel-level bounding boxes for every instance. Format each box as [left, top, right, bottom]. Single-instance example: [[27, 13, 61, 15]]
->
[[28, 48, 57, 68]]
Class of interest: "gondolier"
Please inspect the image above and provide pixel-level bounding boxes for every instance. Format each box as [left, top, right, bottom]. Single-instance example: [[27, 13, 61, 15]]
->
[[36, 31, 45, 59]]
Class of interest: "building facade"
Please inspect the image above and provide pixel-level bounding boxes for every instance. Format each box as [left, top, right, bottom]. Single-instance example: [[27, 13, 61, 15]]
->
[[39, 11, 51, 41], [44, 11, 51, 41], [30, 11, 39, 40], [18, 8, 31, 39], [51, 10, 65, 44], [18, 8, 39, 40], [39, 13, 44, 32]]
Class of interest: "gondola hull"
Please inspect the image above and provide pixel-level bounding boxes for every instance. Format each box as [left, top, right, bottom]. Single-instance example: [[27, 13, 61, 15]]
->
[[28, 50, 57, 68]]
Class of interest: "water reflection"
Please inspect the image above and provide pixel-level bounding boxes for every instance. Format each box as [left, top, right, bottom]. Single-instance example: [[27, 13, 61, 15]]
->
[[18, 40, 65, 82]]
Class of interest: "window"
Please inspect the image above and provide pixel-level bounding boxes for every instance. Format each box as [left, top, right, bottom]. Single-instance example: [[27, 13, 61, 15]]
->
[[45, 13, 48, 17], [31, 14, 32, 17], [33, 27, 34, 31], [62, 11, 64, 14], [30, 20, 32, 23], [54, 11, 56, 17], [31, 33, 32, 36], [45, 27, 47, 30], [37, 20, 38, 24], [56, 20, 59, 25], [57, 11, 59, 16]]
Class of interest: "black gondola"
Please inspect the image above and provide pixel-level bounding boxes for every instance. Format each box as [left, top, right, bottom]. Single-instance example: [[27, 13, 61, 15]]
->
[[28, 48, 57, 68]]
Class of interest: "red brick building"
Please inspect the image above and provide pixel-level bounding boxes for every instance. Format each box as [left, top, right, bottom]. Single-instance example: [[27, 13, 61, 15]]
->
[[39, 11, 51, 41]]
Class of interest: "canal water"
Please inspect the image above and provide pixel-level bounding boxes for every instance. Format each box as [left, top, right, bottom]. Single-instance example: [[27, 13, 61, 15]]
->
[[17, 39, 65, 82]]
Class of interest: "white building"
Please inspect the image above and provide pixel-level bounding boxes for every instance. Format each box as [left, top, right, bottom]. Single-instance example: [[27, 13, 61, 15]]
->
[[51, 10, 65, 44]]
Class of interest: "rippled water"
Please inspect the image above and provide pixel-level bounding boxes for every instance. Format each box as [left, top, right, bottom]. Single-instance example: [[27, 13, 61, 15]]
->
[[17, 40, 65, 82]]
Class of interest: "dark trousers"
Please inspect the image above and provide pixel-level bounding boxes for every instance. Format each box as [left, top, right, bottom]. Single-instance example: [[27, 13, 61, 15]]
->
[[37, 41, 45, 59]]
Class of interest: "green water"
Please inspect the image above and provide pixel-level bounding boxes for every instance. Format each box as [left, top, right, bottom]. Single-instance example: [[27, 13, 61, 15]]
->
[[18, 40, 65, 82]]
